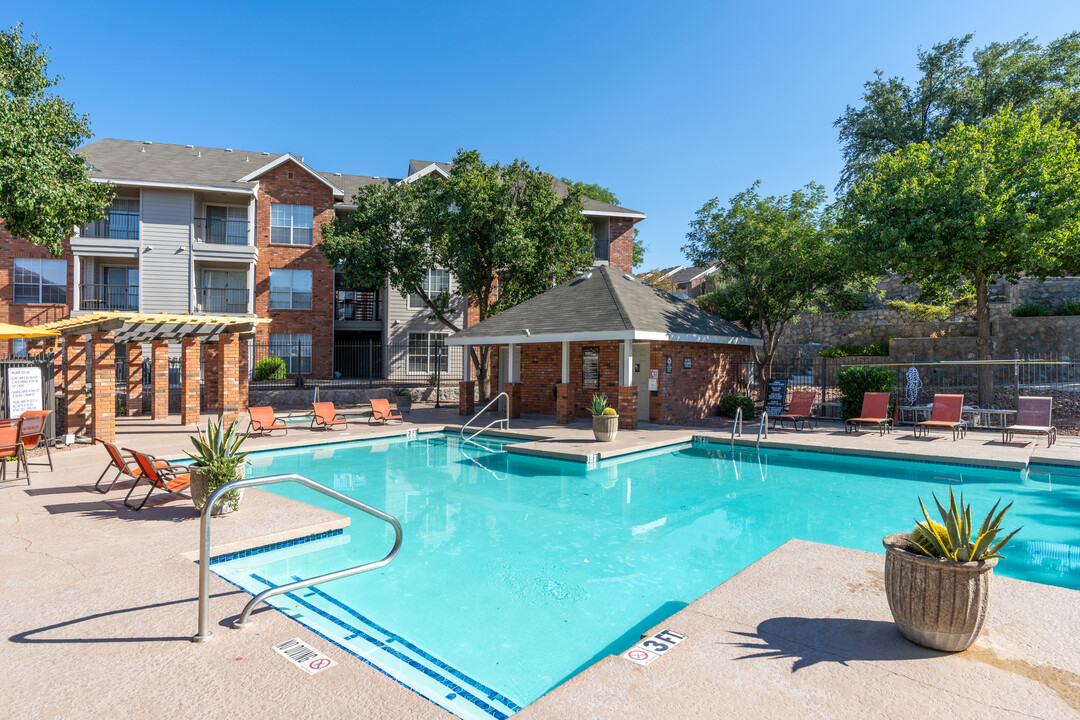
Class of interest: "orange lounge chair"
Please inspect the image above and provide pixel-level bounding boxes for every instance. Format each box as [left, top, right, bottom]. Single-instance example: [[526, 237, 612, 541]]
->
[[312, 402, 348, 430], [771, 390, 816, 430], [1002, 396, 1056, 447], [845, 392, 892, 435], [122, 448, 191, 510], [369, 397, 403, 425], [20, 409, 53, 471], [248, 406, 288, 437], [93, 439, 170, 493], [914, 394, 967, 440], [0, 418, 29, 485]]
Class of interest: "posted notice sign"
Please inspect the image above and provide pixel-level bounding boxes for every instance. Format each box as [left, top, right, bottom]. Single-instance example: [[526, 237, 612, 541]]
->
[[763, 379, 788, 417], [7, 366, 42, 416]]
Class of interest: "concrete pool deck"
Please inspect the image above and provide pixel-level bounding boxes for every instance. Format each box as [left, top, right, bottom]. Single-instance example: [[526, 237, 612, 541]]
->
[[2, 409, 1078, 719]]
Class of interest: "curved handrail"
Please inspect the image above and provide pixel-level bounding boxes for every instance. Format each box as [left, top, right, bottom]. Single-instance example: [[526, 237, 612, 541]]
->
[[730, 406, 743, 448], [756, 411, 769, 449], [461, 391, 510, 442], [193, 473, 402, 643]]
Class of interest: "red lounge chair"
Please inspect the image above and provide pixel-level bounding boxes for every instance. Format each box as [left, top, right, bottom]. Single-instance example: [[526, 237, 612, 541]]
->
[[93, 439, 170, 493], [311, 402, 348, 430], [914, 394, 967, 440], [20, 409, 53, 471], [369, 397, 403, 425], [248, 406, 288, 437], [772, 390, 816, 430], [1002, 396, 1056, 447], [0, 418, 29, 485], [845, 392, 892, 435], [122, 448, 191, 511]]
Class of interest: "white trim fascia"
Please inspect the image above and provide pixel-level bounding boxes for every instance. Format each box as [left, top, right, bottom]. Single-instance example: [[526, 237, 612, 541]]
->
[[237, 153, 345, 195], [399, 163, 450, 184], [91, 177, 255, 195], [445, 329, 762, 347], [581, 209, 647, 220]]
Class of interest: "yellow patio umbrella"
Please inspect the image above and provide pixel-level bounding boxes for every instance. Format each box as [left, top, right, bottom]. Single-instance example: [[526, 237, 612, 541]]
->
[[0, 322, 59, 339]]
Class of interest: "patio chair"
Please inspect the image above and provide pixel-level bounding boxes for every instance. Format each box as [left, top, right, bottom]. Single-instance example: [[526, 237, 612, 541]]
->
[[914, 394, 967, 440], [311, 402, 348, 430], [0, 418, 29, 485], [247, 406, 288, 437], [93, 439, 171, 493], [771, 390, 816, 430], [845, 392, 892, 435], [19, 409, 53, 471], [369, 397, 404, 425], [1002, 396, 1057, 447], [122, 448, 191, 511]]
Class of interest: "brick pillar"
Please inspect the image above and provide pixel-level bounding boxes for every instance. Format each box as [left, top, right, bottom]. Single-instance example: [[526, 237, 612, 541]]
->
[[617, 386, 639, 429], [180, 337, 201, 426], [458, 381, 476, 415], [504, 382, 522, 420], [64, 338, 87, 436], [238, 339, 249, 412], [150, 340, 169, 420], [89, 332, 116, 442], [555, 383, 573, 424], [126, 342, 142, 416], [202, 341, 220, 413], [217, 333, 240, 426]]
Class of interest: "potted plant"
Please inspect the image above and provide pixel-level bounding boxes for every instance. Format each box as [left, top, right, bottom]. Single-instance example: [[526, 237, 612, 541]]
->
[[185, 417, 250, 516], [590, 394, 619, 442], [883, 488, 1020, 651], [397, 389, 412, 413]]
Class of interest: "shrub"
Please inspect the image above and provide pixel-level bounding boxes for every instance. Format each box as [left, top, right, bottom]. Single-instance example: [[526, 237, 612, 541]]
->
[[718, 393, 754, 420], [1011, 301, 1051, 317], [1058, 296, 1080, 315], [253, 357, 287, 381], [823, 288, 866, 313], [886, 299, 951, 323], [819, 339, 890, 358], [836, 366, 895, 419], [601, 407, 618, 416], [590, 394, 609, 416]]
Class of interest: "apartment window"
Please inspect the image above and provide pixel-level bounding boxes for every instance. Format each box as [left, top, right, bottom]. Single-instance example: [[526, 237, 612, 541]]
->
[[14, 258, 66, 304], [407, 269, 450, 310], [269, 333, 311, 375], [202, 205, 248, 245], [268, 269, 312, 310], [201, 270, 248, 313], [408, 332, 448, 374], [270, 203, 313, 245]]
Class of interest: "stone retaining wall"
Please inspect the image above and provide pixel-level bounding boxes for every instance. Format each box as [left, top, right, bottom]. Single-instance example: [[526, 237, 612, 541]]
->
[[248, 385, 459, 410]]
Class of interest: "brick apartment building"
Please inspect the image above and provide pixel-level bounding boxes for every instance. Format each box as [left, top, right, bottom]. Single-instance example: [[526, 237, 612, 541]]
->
[[0, 140, 645, 384]]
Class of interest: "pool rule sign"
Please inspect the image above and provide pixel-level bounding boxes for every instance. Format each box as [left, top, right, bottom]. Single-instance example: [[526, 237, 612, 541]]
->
[[7, 366, 42, 416], [764, 379, 788, 417]]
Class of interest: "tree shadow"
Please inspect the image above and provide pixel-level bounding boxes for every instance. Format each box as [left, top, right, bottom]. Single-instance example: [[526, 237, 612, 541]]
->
[[728, 616, 945, 671]]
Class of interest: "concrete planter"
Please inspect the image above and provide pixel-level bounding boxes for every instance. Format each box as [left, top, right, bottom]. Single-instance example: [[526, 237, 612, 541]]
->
[[592, 414, 619, 442], [883, 532, 997, 652], [397, 394, 412, 413], [190, 465, 245, 517]]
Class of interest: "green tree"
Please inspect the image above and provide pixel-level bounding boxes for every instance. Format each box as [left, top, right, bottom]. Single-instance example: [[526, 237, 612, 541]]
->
[[836, 32, 1080, 190], [684, 182, 852, 394], [843, 107, 1080, 405], [322, 149, 594, 400], [0, 24, 111, 255], [561, 178, 645, 268]]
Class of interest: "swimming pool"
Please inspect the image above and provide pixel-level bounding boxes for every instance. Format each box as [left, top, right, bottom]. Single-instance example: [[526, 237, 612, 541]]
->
[[211, 432, 1080, 718]]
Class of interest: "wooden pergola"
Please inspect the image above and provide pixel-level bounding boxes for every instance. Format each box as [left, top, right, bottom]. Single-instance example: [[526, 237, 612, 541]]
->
[[37, 312, 269, 442]]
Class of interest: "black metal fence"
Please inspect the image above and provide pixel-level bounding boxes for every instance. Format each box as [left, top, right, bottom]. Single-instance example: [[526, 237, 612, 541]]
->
[[249, 341, 465, 390], [0, 351, 57, 440]]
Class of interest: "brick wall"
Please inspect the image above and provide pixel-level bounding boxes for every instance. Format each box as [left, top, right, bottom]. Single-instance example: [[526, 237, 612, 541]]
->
[[514, 341, 622, 418], [648, 341, 753, 424], [608, 219, 636, 274], [0, 223, 73, 353], [253, 160, 336, 378], [518, 343, 561, 414]]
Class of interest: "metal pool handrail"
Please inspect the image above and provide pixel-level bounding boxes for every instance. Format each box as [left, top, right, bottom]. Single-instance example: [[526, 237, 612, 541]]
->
[[730, 406, 743, 448], [192, 473, 402, 643], [461, 391, 510, 443], [757, 411, 769, 449]]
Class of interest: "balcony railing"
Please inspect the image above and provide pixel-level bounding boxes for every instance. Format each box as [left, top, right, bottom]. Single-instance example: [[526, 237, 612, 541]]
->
[[80, 284, 139, 311], [335, 290, 381, 322], [81, 211, 139, 240], [196, 287, 249, 314], [194, 217, 249, 245], [592, 237, 610, 262]]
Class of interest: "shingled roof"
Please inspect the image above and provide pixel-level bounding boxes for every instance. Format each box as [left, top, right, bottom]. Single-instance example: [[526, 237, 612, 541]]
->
[[445, 265, 760, 346]]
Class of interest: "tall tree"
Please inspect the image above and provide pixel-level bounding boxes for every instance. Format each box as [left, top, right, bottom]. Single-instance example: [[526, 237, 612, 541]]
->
[[843, 107, 1080, 405], [836, 32, 1080, 190], [0, 24, 111, 255], [561, 178, 646, 268], [684, 182, 850, 393], [322, 149, 594, 400]]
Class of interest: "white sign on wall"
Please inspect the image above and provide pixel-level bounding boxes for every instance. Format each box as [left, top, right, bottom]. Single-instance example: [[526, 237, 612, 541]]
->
[[7, 366, 43, 417]]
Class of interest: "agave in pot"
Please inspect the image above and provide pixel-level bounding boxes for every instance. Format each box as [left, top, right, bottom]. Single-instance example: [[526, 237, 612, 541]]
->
[[185, 418, 251, 516]]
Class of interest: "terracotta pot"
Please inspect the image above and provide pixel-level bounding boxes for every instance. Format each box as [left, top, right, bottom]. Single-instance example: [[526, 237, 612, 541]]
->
[[882, 532, 997, 652], [190, 465, 245, 517], [592, 414, 619, 442]]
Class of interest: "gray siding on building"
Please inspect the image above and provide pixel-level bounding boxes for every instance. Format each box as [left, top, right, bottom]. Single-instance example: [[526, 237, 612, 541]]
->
[[385, 274, 465, 379], [139, 189, 193, 313]]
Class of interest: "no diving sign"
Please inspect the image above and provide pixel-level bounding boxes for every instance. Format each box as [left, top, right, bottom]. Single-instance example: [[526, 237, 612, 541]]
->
[[620, 629, 687, 666], [273, 638, 338, 674]]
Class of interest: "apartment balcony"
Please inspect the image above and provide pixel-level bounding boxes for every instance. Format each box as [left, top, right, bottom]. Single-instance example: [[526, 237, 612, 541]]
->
[[194, 217, 249, 246], [195, 286, 250, 315], [80, 211, 139, 240], [335, 290, 381, 323], [593, 237, 610, 263], [80, 284, 139, 311]]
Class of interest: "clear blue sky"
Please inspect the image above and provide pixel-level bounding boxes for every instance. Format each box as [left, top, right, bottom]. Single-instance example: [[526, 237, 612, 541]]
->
[[6, 1, 1080, 268]]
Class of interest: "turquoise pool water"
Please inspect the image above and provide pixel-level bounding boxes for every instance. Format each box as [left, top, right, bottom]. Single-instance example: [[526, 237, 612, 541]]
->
[[212, 433, 1080, 718]]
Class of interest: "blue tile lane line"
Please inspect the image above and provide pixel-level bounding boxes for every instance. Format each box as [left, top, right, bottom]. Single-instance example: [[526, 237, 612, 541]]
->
[[207, 529, 344, 565], [249, 573, 514, 719]]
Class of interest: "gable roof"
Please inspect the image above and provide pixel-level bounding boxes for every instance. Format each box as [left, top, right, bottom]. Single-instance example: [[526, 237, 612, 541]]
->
[[669, 266, 717, 284], [445, 265, 760, 346], [323, 172, 397, 206], [237, 153, 344, 194], [79, 138, 274, 192]]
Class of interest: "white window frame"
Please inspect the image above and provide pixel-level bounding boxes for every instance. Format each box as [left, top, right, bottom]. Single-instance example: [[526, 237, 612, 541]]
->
[[268, 332, 312, 375], [407, 331, 449, 375], [13, 258, 67, 304], [268, 268, 313, 310], [407, 268, 451, 310], [269, 203, 314, 246]]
